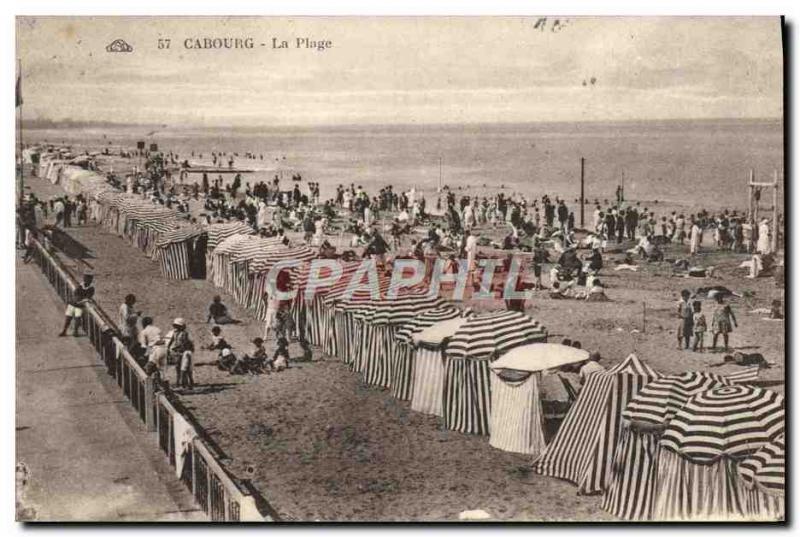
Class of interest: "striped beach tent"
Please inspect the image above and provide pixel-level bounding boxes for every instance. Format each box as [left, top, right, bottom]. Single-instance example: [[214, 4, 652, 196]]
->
[[488, 343, 589, 456], [737, 434, 785, 520], [212, 235, 283, 304], [410, 316, 470, 416], [156, 226, 204, 280], [324, 266, 393, 366], [333, 279, 393, 372], [206, 221, 254, 250], [158, 221, 254, 281], [246, 244, 317, 318], [356, 287, 447, 392], [532, 354, 660, 495], [291, 260, 362, 348], [391, 305, 462, 401], [443, 311, 547, 435], [653, 385, 784, 521], [601, 371, 731, 520]]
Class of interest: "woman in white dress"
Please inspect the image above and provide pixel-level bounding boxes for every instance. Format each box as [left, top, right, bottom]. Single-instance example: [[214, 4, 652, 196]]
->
[[757, 218, 771, 255], [689, 220, 702, 255]]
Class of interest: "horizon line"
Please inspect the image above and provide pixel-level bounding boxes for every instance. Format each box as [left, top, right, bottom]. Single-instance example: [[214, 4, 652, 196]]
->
[[22, 115, 784, 132]]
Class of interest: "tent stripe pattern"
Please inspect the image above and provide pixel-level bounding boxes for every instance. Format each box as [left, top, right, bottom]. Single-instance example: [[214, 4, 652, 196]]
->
[[158, 241, 192, 280], [206, 221, 253, 250], [442, 311, 547, 436], [358, 290, 448, 393], [602, 371, 731, 521], [443, 357, 492, 435], [445, 310, 547, 360], [360, 324, 395, 388], [389, 343, 415, 400], [738, 434, 784, 496], [653, 386, 784, 521], [391, 307, 462, 404], [654, 451, 747, 521], [659, 385, 785, 462], [653, 449, 784, 521], [532, 354, 661, 495], [395, 306, 462, 344], [622, 372, 732, 426], [155, 227, 203, 280], [411, 347, 446, 416]]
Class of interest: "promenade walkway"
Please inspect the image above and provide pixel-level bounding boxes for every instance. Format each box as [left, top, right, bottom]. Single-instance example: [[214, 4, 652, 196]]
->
[[15, 257, 204, 522]]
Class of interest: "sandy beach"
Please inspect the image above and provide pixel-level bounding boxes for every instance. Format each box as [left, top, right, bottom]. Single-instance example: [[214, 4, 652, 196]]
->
[[20, 138, 784, 520]]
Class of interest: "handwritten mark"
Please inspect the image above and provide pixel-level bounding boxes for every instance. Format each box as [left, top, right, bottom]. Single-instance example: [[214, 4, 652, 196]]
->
[[533, 17, 571, 33]]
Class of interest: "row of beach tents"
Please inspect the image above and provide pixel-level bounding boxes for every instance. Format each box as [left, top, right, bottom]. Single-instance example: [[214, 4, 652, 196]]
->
[[37, 156, 784, 522]]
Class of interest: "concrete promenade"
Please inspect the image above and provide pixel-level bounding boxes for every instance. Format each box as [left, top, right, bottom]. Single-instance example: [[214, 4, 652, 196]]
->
[[15, 257, 204, 522]]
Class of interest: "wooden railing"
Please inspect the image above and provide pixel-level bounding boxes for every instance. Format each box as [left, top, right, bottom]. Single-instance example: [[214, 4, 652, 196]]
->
[[23, 227, 270, 522]]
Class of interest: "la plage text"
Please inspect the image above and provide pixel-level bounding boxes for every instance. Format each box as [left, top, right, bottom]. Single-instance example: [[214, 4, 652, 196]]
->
[[176, 37, 333, 51]]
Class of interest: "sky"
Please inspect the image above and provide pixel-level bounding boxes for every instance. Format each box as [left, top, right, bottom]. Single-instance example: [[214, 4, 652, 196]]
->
[[15, 16, 784, 127]]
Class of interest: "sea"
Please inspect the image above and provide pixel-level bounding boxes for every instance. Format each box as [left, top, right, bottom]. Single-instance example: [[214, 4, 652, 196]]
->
[[25, 118, 783, 212]]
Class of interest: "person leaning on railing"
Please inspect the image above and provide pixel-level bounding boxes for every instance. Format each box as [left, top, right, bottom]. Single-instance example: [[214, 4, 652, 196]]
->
[[59, 273, 95, 337]]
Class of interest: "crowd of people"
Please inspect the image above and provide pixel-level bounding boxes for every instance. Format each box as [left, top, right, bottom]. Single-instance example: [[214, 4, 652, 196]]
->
[[22, 144, 784, 395]]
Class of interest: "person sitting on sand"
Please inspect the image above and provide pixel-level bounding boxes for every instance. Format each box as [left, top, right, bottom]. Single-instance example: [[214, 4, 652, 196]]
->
[[631, 235, 664, 262], [272, 337, 290, 371], [205, 326, 231, 351], [583, 247, 603, 273], [549, 280, 575, 300], [207, 295, 236, 324], [242, 338, 269, 374], [583, 278, 609, 302], [217, 347, 237, 373]]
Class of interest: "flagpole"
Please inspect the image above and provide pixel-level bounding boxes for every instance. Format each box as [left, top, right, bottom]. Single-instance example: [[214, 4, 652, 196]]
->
[[17, 59, 24, 207]]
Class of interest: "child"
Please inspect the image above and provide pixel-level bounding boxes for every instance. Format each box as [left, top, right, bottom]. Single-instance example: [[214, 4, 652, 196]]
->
[[692, 301, 707, 352], [272, 337, 290, 371], [217, 347, 237, 372], [243, 337, 268, 374], [711, 296, 738, 351], [178, 340, 194, 389], [206, 326, 231, 351]]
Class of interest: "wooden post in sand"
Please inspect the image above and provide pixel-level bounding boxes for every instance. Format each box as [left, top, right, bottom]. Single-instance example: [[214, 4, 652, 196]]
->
[[772, 169, 779, 252], [642, 301, 646, 333], [747, 169, 754, 224], [580, 157, 585, 228]]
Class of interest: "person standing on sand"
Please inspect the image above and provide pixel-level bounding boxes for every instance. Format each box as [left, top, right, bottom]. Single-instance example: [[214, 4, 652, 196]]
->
[[689, 219, 702, 256], [166, 318, 193, 387], [711, 295, 738, 352], [676, 289, 694, 350], [464, 229, 479, 288], [557, 200, 569, 235], [674, 214, 686, 245], [757, 218, 771, 255], [692, 301, 707, 352]]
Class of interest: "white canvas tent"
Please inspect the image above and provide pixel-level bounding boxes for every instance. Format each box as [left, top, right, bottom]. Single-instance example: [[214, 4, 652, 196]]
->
[[409, 317, 469, 416], [488, 343, 589, 456]]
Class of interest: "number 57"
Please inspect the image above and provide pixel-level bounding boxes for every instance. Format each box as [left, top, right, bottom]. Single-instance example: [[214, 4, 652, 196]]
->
[[158, 38, 171, 49]]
